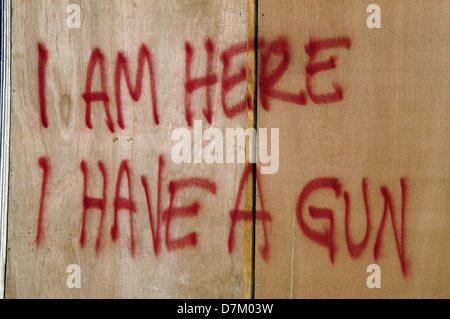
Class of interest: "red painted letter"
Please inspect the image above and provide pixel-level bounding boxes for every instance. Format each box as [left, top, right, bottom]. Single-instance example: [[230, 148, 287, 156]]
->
[[37, 43, 49, 128], [221, 41, 248, 118], [185, 39, 218, 126], [111, 160, 137, 256], [228, 164, 272, 261], [38, 43, 48, 128], [163, 178, 216, 251], [115, 44, 159, 129], [374, 178, 408, 276], [345, 178, 371, 258], [141, 155, 165, 256], [296, 178, 342, 263], [259, 37, 307, 110], [79, 160, 107, 254], [81, 48, 115, 132], [304, 37, 351, 104], [36, 157, 50, 247]]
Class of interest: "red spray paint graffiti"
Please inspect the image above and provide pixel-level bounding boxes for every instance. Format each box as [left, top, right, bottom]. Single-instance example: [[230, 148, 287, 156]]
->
[[36, 157, 50, 247], [79, 160, 108, 255], [296, 178, 341, 263], [34, 35, 411, 277], [76, 156, 218, 257], [220, 41, 249, 118], [115, 44, 160, 129], [111, 160, 137, 256], [37, 43, 49, 128], [81, 48, 115, 133], [36, 36, 351, 129], [184, 38, 218, 126], [141, 155, 165, 256], [35, 155, 410, 276], [259, 36, 307, 110], [296, 177, 408, 276], [163, 178, 217, 251], [305, 37, 351, 104], [345, 178, 371, 258], [228, 163, 272, 261], [374, 178, 408, 276]]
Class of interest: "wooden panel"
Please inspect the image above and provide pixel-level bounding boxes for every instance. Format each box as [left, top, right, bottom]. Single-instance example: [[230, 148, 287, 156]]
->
[[5, 0, 449, 299], [255, 0, 449, 298], [6, 0, 248, 298]]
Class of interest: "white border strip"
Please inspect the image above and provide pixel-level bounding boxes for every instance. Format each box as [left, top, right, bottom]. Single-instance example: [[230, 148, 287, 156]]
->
[[0, 0, 11, 299]]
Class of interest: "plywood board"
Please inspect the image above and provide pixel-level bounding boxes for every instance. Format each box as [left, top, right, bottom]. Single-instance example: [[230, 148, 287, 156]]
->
[[6, 0, 249, 298], [254, 0, 449, 298], [4, 0, 449, 299]]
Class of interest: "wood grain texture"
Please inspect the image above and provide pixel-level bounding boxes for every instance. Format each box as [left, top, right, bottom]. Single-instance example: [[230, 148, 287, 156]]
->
[[255, 0, 449, 298], [7, 0, 248, 298], [5, 0, 449, 299]]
